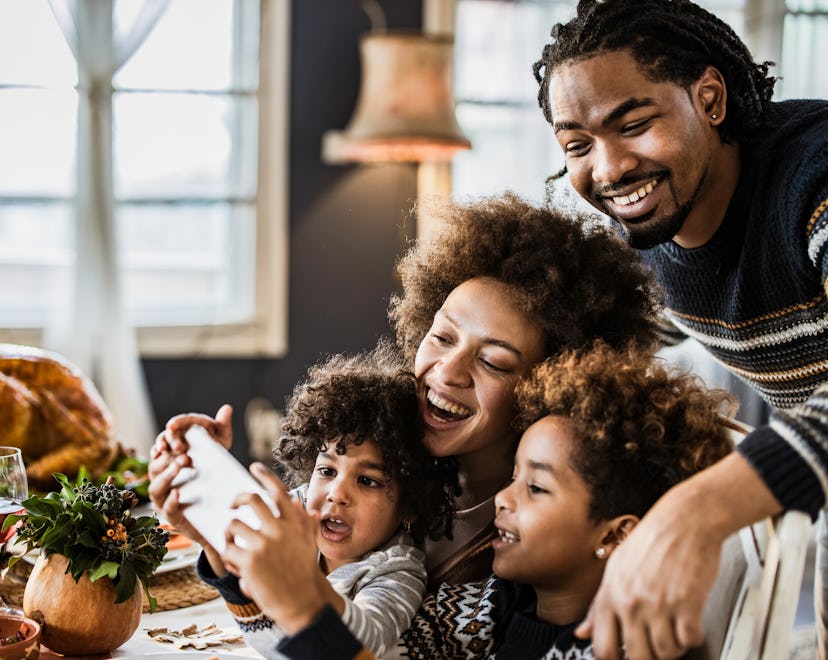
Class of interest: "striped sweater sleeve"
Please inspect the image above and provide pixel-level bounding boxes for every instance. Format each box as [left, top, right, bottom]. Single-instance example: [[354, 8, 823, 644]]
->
[[332, 539, 427, 656], [738, 192, 828, 518]]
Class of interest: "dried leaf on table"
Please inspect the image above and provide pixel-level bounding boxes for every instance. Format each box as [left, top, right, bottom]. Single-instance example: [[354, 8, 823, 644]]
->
[[147, 622, 244, 649]]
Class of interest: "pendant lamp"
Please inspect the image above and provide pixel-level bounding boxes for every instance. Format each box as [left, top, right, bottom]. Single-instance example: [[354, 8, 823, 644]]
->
[[322, 31, 471, 163]]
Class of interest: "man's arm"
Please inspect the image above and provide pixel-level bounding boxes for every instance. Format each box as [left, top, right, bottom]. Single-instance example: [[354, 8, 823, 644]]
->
[[576, 452, 782, 660], [277, 604, 375, 660]]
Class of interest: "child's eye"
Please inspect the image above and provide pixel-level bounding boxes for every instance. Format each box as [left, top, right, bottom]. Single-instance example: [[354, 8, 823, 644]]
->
[[358, 476, 383, 488], [316, 466, 335, 478], [529, 483, 549, 495]]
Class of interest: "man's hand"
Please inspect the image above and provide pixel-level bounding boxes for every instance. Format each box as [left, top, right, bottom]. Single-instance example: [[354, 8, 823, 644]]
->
[[577, 453, 782, 659]]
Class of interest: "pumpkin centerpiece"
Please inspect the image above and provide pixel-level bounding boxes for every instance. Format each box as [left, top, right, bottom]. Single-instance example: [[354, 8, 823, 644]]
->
[[3, 474, 168, 655]]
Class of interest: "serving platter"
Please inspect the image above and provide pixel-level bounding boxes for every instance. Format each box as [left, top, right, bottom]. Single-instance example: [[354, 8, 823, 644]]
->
[[156, 543, 201, 574]]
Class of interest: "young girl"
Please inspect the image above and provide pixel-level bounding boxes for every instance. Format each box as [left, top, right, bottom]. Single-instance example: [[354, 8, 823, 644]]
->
[[235, 341, 734, 659], [154, 342, 455, 658]]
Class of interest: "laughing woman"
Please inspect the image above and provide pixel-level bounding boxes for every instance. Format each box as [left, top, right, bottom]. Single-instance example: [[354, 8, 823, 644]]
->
[[386, 192, 659, 587]]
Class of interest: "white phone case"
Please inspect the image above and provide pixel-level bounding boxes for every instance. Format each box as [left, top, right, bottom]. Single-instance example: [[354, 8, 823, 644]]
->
[[172, 424, 278, 553]]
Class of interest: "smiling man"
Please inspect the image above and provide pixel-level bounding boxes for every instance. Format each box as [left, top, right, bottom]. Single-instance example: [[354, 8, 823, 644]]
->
[[533, 1, 828, 658]]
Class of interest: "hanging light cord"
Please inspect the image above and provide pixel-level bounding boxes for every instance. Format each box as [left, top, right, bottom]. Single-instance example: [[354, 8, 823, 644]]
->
[[358, 0, 387, 33]]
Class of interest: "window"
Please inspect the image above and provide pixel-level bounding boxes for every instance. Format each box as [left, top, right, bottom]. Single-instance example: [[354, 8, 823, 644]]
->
[[452, 0, 573, 205], [0, 0, 288, 357], [780, 0, 828, 98]]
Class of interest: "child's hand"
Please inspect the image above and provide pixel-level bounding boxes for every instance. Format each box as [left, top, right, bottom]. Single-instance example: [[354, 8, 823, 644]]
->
[[223, 463, 337, 633], [147, 446, 210, 548], [147, 404, 235, 577], [159, 404, 234, 454]]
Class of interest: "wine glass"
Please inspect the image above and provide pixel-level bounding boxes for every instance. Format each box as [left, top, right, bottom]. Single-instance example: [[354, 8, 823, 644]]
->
[[0, 446, 28, 615]]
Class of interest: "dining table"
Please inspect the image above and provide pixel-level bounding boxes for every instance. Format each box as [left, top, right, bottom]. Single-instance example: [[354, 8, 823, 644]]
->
[[1, 538, 264, 659]]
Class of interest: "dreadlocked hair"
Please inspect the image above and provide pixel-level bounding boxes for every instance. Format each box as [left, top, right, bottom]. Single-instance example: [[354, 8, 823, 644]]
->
[[276, 339, 457, 544], [515, 340, 735, 523], [533, 0, 776, 143]]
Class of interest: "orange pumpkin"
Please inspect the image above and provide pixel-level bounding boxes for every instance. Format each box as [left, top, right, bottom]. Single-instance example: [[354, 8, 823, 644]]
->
[[23, 553, 141, 655]]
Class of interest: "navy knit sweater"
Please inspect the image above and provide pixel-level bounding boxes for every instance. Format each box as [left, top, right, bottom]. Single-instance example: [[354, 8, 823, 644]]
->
[[642, 99, 828, 517]]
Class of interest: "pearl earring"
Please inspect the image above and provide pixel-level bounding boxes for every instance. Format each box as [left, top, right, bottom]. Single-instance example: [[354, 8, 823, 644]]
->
[[711, 114, 719, 120], [594, 547, 607, 559]]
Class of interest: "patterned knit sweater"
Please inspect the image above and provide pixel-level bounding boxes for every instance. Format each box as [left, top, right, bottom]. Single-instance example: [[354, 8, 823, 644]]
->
[[278, 576, 595, 659], [641, 99, 828, 517], [400, 575, 593, 659]]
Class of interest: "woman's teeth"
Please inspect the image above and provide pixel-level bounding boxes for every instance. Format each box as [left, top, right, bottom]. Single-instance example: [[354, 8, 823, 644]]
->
[[427, 389, 472, 418], [612, 180, 656, 206]]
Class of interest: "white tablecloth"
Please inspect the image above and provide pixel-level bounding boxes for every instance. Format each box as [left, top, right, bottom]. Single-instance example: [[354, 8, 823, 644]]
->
[[111, 598, 264, 657]]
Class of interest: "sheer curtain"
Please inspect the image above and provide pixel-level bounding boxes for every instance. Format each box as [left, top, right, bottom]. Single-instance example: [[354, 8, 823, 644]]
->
[[44, 0, 169, 454]]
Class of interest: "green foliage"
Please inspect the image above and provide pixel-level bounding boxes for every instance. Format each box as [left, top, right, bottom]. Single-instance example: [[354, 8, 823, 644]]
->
[[80, 456, 151, 502], [2, 473, 169, 612]]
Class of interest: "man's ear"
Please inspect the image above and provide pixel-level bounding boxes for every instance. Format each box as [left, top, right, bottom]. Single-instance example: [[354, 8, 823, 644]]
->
[[695, 65, 727, 126], [599, 515, 639, 554]]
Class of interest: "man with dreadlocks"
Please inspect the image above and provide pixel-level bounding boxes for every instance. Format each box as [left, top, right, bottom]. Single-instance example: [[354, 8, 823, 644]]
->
[[533, 0, 828, 658]]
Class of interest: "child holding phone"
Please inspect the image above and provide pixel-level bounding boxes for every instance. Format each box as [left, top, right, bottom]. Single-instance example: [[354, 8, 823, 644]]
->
[[151, 341, 455, 658]]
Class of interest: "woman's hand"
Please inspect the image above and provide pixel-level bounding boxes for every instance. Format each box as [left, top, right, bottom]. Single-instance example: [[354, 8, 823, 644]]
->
[[222, 463, 339, 633]]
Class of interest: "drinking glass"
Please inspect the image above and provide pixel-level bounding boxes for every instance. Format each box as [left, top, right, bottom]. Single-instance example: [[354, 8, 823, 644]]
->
[[0, 446, 28, 615]]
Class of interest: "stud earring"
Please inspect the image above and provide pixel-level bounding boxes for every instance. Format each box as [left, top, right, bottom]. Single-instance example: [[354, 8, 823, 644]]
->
[[594, 547, 607, 559], [711, 114, 719, 120]]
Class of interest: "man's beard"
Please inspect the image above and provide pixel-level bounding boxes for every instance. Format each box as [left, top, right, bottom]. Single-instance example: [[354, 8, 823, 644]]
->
[[617, 203, 692, 250], [599, 169, 706, 250]]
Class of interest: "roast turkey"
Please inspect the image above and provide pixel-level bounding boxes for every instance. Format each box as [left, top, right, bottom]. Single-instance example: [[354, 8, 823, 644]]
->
[[0, 344, 119, 491]]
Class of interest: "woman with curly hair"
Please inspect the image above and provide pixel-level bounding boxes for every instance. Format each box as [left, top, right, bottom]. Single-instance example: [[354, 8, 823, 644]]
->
[[153, 342, 456, 658], [397, 340, 734, 658], [387, 191, 659, 588]]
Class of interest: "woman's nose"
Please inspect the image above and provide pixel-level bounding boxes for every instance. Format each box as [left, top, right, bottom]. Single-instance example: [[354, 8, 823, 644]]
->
[[435, 349, 473, 387]]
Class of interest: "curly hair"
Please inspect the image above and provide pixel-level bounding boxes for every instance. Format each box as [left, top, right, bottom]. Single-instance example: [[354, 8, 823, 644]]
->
[[533, 0, 776, 144], [276, 340, 456, 544], [515, 340, 735, 522], [388, 192, 660, 364]]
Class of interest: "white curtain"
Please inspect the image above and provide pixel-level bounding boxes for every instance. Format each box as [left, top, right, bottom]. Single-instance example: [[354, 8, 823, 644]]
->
[[779, 5, 828, 99], [44, 0, 169, 454]]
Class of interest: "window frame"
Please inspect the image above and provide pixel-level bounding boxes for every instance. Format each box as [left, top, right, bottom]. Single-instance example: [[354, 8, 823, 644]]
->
[[0, 0, 290, 358]]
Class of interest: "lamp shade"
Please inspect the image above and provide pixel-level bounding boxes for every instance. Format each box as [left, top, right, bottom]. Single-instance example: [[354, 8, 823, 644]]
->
[[322, 32, 471, 163]]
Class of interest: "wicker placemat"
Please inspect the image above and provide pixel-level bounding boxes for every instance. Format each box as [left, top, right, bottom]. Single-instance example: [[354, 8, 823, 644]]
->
[[142, 565, 220, 613], [0, 559, 220, 613], [0, 558, 32, 608]]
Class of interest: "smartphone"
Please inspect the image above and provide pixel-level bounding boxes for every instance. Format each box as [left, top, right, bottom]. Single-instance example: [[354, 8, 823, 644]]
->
[[171, 424, 278, 553]]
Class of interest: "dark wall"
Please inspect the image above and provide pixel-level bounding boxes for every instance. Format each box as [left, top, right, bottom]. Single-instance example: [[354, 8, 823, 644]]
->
[[143, 0, 423, 465]]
